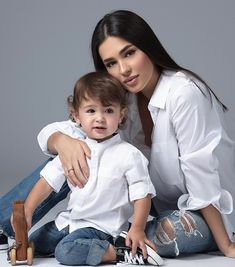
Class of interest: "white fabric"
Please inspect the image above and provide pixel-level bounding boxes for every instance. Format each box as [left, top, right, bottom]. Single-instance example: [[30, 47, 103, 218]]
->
[[40, 134, 156, 237], [38, 70, 235, 239]]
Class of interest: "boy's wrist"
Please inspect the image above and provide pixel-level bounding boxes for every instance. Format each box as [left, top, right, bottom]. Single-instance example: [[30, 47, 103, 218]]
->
[[129, 224, 145, 232], [24, 203, 33, 217]]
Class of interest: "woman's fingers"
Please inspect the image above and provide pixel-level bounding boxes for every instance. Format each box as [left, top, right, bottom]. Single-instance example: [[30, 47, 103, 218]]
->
[[79, 141, 91, 177], [67, 169, 84, 188], [61, 140, 91, 187]]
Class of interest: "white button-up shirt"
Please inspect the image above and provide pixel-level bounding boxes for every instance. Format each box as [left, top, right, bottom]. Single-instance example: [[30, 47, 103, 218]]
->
[[40, 134, 156, 237], [38, 70, 235, 239]]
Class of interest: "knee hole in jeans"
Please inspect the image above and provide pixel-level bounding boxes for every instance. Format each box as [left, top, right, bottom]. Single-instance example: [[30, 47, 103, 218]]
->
[[180, 212, 197, 234], [155, 218, 175, 244], [161, 218, 175, 240]]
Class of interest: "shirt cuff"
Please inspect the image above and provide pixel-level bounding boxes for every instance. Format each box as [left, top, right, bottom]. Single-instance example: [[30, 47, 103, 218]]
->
[[129, 180, 156, 202], [178, 189, 233, 214]]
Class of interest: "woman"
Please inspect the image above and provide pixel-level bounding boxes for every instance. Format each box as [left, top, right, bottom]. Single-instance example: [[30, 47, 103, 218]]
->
[[1, 10, 235, 258]]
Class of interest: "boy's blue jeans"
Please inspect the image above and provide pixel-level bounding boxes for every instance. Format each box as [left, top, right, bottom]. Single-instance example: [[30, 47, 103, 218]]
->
[[29, 223, 114, 265], [0, 160, 218, 259]]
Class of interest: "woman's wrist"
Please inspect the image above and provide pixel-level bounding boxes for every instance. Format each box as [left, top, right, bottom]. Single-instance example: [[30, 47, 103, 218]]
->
[[48, 132, 67, 154]]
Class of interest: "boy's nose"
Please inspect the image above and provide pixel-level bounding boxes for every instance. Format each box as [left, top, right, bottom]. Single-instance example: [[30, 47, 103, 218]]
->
[[95, 113, 105, 122]]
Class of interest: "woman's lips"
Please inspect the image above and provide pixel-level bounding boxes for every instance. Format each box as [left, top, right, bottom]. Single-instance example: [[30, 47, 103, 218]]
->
[[124, 75, 139, 86]]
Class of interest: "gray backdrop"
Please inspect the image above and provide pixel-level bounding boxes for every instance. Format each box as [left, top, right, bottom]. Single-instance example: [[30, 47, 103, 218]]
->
[[1, 0, 235, 195]]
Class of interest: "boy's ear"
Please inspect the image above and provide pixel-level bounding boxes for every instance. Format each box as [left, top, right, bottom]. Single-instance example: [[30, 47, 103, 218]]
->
[[73, 111, 81, 125], [119, 107, 128, 124]]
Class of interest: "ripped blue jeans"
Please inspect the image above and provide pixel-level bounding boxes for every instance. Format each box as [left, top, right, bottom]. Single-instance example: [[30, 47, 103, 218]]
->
[[29, 222, 113, 266], [145, 210, 218, 257]]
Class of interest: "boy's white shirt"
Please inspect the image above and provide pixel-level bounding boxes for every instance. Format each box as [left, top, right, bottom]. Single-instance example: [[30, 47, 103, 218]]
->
[[40, 133, 156, 237], [38, 70, 235, 240]]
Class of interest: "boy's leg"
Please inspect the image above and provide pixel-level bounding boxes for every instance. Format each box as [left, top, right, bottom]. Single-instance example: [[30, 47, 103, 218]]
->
[[145, 210, 218, 257], [55, 227, 114, 265], [0, 160, 69, 237], [29, 221, 68, 256]]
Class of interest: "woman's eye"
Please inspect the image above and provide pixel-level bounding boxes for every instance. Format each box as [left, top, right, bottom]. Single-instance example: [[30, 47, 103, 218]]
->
[[125, 49, 135, 57], [105, 61, 116, 69]]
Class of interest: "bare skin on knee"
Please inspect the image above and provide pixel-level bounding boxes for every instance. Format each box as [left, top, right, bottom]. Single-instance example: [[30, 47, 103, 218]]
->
[[160, 218, 175, 240], [180, 213, 196, 233]]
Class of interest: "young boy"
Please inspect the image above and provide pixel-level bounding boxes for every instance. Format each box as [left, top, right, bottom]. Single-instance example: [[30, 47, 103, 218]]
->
[[23, 72, 163, 265]]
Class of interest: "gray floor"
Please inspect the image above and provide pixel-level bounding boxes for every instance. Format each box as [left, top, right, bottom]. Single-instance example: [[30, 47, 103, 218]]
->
[[1, 249, 235, 267]]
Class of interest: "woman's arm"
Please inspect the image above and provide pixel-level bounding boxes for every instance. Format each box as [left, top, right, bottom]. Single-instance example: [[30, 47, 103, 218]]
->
[[126, 195, 157, 258], [201, 205, 235, 257], [38, 120, 91, 187]]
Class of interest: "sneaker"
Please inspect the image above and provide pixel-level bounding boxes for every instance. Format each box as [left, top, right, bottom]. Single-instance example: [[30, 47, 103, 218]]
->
[[0, 230, 9, 250], [115, 231, 163, 265]]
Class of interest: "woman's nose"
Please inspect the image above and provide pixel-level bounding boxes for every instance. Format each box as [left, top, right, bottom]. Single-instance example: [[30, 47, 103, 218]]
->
[[119, 61, 131, 75]]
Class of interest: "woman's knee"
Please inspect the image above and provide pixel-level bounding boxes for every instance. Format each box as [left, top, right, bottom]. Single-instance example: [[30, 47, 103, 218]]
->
[[155, 211, 197, 241]]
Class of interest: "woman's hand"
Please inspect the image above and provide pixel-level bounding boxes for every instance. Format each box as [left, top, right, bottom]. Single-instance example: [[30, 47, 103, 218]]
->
[[223, 242, 235, 258], [49, 132, 91, 188], [201, 204, 235, 258]]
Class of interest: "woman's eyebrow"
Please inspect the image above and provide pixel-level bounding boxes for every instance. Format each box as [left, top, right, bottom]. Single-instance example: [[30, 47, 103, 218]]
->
[[103, 44, 133, 63]]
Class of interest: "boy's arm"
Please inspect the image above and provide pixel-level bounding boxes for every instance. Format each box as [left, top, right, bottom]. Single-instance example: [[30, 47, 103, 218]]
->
[[127, 195, 157, 258], [201, 204, 235, 257], [24, 177, 53, 230]]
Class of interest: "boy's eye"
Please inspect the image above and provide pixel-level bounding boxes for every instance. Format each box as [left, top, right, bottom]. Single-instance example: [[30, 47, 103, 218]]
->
[[86, 109, 95, 113], [105, 108, 114, 113]]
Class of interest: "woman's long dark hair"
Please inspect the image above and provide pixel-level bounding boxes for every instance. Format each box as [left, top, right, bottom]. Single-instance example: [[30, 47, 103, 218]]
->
[[91, 10, 227, 111]]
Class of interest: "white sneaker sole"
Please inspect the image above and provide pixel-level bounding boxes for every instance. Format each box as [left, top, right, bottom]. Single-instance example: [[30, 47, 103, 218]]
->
[[0, 244, 9, 250], [120, 231, 164, 266]]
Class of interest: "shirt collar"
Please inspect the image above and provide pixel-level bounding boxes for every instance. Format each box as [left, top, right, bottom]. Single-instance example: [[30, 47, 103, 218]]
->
[[85, 133, 121, 149], [149, 70, 176, 110]]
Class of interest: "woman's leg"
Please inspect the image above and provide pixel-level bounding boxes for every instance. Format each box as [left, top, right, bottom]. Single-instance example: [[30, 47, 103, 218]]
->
[[145, 210, 218, 257], [0, 160, 70, 237], [55, 227, 114, 266], [29, 221, 68, 256]]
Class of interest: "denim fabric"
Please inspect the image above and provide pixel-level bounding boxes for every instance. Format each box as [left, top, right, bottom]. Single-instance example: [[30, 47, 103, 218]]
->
[[29, 222, 114, 266], [0, 159, 70, 237], [146, 210, 218, 257], [0, 161, 219, 258]]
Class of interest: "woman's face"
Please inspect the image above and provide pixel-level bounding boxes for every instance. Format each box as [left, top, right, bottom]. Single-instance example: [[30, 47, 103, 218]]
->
[[98, 36, 159, 98]]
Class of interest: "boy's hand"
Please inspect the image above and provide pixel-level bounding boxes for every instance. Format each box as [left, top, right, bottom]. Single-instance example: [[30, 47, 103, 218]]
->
[[126, 227, 157, 259], [10, 213, 15, 232], [10, 209, 32, 232], [24, 206, 33, 231]]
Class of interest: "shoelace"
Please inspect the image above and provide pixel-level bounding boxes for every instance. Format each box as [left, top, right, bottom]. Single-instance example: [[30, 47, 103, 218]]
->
[[124, 250, 145, 265]]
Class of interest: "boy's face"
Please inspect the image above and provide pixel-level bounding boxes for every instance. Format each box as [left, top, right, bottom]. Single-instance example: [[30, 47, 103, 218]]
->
[[74, 96, 126, 142]]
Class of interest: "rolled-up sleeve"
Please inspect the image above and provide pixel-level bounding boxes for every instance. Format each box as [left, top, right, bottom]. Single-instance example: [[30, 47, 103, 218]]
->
[[37, 120, 86, 157], [125, 149, 156, 202], [171, 83, 233, 214], [40, 156, 66, 193]]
